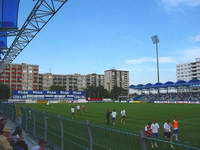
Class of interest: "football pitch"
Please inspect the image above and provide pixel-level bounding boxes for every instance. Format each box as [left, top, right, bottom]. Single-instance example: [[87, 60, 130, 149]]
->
[[18, 103, 200, 147]]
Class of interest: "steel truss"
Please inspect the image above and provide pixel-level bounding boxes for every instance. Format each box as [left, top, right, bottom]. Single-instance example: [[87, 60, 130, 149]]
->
[[0, 0, 68, 72], [0, 29, 19, 37]]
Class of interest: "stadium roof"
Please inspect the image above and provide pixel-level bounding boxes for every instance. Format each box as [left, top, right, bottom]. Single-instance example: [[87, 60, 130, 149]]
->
[[129, 79, 200, 89], [0, 0, 20, 29], [0, 0, 20, 50]]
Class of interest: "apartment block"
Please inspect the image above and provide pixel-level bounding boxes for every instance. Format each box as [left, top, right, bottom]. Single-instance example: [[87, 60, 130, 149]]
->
[[177, 58, 200, 81], [1, 63, 130, 92], [86, 73, 104, 87], [39, 73, 87, 91], [104, 69, 129, 91], [39, 73, 53, 90], [0, 63, 39, 90], [74, 74, 87, 91]]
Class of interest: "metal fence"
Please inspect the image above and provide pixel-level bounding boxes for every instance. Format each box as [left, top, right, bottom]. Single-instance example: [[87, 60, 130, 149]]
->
[[0, 102, 16, 122], [0, 103, 200, 150]]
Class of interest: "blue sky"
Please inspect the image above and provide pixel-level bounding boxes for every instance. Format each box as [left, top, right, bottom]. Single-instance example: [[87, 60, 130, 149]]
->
[[13, 0, 200, 84]]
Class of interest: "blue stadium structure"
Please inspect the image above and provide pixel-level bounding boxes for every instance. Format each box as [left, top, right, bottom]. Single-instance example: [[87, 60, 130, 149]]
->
[[129, 80, 200, 103], [0, 0, 68, 72], [129, 79, 200, 90]]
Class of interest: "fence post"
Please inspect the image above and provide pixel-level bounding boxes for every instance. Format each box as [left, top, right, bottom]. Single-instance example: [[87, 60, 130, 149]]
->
[[25, 108, 28, 132], [139, 130, 148, 150], [22, 108, 26, 130], [58, 116, 64, 150], [86, 120, 93, 150], [33, 110, 36, 137], [44, 112, 48, 141], [13, 104, 16, 122]]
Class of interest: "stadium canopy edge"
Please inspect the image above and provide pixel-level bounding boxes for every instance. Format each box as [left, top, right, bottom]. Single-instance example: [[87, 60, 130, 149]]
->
[[129, 79, 200, 90]]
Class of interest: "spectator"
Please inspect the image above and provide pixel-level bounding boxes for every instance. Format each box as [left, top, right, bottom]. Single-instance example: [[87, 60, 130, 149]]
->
[[12, 126, 22, 144], [145, 122, 152, 137], [0, 118, 7, 134], [172, 119, 179, 141], [0, 128, 13, 150], [145, 122, 153, 148], [12, 126, 22, 137], [31, 139, 46, 150], [163, 120, 174, 149], [163, 120, 172, 140], [14, 136, 28, 150], [151, 120, 159, 148]]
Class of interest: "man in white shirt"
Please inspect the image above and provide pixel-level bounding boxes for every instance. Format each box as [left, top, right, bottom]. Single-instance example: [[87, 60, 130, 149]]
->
[[71, 106, 75, 119], [163, 120, 174, 149], [120, 109, 126, 124], [163, 120, 172, 139], [111, 110, 117, 125], [151, 120, 159, 147], [76, 105, 80, 112], [46, 101, 50, 106]]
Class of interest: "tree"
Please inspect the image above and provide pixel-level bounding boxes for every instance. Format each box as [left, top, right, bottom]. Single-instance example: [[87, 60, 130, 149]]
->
[[103, 88, 111, 98], [85, 86, 110, 99], [49, 85, 66, 91], [110, 86, 128, 100], [129, 93, 138, 99], [0, 84, 10, 100]]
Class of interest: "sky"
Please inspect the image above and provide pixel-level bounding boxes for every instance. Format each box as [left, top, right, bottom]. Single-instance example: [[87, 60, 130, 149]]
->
[[12, 0, 200, 84]]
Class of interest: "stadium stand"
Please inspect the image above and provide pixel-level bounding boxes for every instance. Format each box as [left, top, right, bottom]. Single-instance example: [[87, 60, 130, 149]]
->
[[138, 92, 200, 102], [130, 80, 200, 102], [0, 111, 50, 150]]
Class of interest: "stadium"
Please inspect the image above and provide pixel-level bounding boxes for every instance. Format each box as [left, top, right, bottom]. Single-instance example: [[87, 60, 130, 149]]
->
[[129, 79, 200, 103], [0, 0, 200, 150], [1, 81, 200, 150]]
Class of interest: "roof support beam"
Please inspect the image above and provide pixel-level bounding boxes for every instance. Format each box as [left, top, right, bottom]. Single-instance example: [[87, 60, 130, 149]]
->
[[0, 0, 68, 73]]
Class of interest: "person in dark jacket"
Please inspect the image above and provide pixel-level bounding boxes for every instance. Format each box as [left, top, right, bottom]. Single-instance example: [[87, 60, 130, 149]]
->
[[106, 109, 111, 125]]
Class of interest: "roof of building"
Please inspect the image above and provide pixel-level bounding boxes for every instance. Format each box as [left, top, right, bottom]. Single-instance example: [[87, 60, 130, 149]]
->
[[104, 69, 129, 72]]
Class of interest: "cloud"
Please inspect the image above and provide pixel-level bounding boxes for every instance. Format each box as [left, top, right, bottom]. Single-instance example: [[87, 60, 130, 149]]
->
[[160, 0, 200, 7], [178, 47, 200, 61], [160, 57, 176, 63], [125, 57, 154, 65], [124, 47, 200, 84], [125, 57, 176, 65], [190, 34, 200, 43]]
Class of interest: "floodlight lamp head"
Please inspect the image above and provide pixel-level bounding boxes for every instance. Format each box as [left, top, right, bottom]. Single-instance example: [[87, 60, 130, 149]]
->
[[151, 35, 160, 44]]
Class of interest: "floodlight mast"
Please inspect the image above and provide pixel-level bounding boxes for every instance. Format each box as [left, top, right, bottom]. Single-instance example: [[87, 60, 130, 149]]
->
[[151, 35, 160, 83]]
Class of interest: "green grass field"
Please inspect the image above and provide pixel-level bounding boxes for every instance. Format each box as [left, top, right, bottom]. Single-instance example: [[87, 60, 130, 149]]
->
[[18, 103, 200, 148]]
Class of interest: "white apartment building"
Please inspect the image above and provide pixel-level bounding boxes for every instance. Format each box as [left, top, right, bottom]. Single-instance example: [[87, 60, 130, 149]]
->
[[177, 58, 200, 81], [39, 73, 53, 90], [86, 73, 104, 87], [71, 74, 87, 91], [39, 73, 87, 91], [104, 69, 129, 91]]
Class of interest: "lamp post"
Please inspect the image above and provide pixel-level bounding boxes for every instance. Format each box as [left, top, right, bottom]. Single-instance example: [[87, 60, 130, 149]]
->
[[151, 35, 160, 83]]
